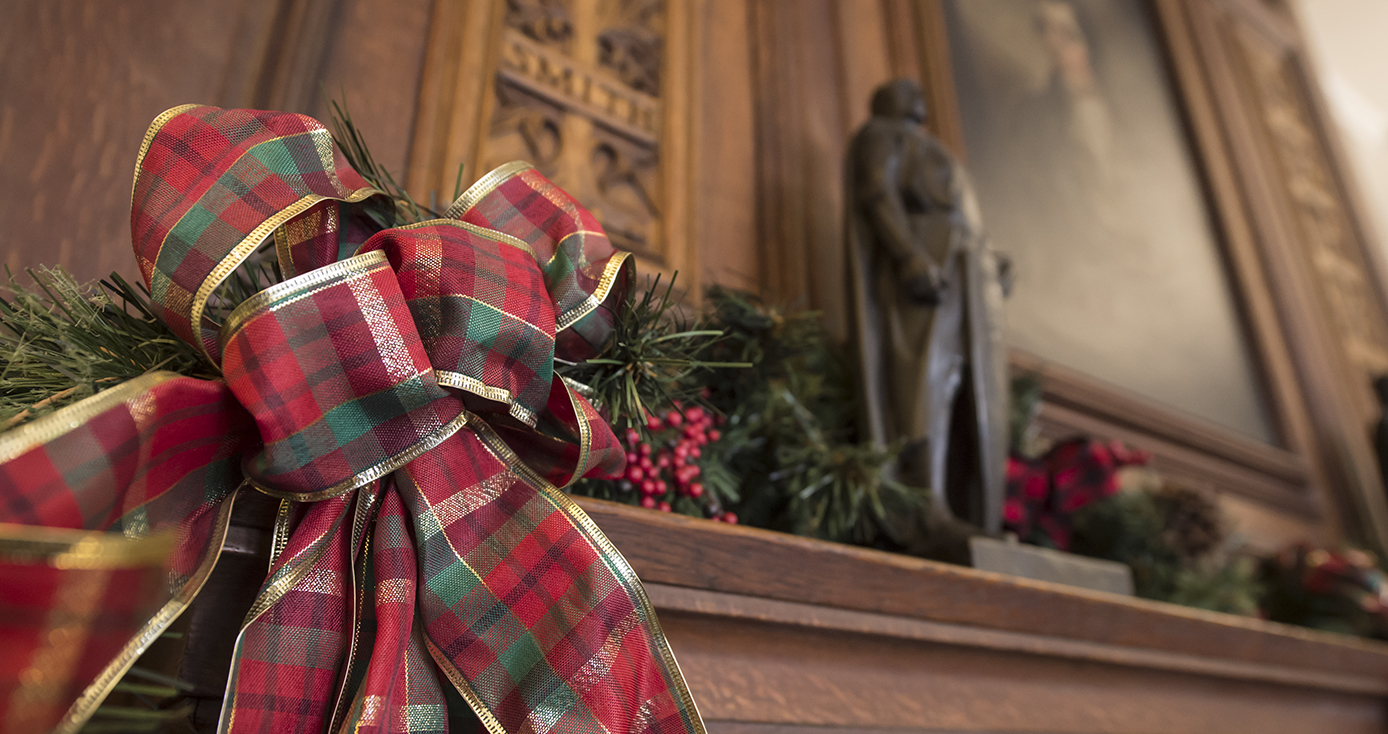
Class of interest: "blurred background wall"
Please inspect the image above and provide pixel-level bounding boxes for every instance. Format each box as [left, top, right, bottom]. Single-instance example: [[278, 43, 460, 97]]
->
[[0, 0, 431, 283], [1294, 0, 1388, 284]]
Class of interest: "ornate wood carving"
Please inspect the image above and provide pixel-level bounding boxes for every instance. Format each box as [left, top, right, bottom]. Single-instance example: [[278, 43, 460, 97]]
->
[[1230, 26, 1388, 385], [482, 0, 668, 262]]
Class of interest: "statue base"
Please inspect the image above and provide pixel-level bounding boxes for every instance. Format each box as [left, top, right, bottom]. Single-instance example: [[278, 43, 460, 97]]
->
[[969, 535, 1134, 596]]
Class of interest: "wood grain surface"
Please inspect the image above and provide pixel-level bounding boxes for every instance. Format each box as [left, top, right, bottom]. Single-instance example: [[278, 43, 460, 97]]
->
[[578, 496, 1388, 733], [0, 0, 274, 283], [669, 611, 1381, 733], [0, 0, 431, 286], [576, 497, 1388, 681]]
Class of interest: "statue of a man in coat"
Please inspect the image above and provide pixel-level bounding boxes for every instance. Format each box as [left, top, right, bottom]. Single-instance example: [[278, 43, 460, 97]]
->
[[845, 78, 1011, 533]]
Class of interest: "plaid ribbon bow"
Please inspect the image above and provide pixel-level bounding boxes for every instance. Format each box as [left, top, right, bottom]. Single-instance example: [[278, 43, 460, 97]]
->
[[0, 106, 705, 734]]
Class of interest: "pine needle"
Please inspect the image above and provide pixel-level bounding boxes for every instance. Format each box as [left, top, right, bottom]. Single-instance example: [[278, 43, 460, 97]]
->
[[81, 643, 195, 733], [327, 97, 453, 227], [695, 286, 928, 544], [555, 273, 748, 436], [0, 268, 212, 428]]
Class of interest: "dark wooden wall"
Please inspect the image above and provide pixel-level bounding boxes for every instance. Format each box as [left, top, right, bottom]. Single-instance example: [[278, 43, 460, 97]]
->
[[0, 0, 431, 283]]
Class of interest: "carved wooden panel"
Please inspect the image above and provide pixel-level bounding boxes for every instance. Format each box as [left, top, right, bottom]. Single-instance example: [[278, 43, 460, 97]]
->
[[483, 0, 670, 263], [1228, 23, 1388, 393]]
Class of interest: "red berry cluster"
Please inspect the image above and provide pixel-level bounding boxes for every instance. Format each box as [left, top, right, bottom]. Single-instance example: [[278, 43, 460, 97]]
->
[[619, 405, 736, 524]]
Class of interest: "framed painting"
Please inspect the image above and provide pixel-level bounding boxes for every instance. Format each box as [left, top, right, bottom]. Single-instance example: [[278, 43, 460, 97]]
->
[[944, 0, 1277, 443], [919, 0, 1388, 542]]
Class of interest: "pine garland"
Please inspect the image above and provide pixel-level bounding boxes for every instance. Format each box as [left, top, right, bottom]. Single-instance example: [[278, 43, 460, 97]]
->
[[695, 287, 927, 544], [560, 284, 923, 541], [0, 269, 211, 430], [554, 273, 745, 436]]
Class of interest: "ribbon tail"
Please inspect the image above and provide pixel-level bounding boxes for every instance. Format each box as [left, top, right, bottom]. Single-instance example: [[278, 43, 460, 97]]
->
[[0, 373, 255, 733], [219, 489, 375, 734], [335, 485, 449, 733], [397, 421, 705, 734]]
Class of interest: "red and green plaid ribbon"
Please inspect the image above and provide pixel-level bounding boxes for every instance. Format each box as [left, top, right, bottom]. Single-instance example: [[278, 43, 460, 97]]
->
[[0, 106, 704, 734]]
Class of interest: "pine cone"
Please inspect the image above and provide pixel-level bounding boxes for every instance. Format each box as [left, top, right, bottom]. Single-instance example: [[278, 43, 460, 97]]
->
[[1153, 485, 1225, 562]]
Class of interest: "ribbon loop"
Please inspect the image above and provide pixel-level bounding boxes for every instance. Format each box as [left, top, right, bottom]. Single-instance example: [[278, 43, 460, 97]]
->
[[132, 106, 384, 362], [449, 163, 632, 362], [276, 200, 384, 280], [221, 250, 468, 500], [361, 221, 557, 427]]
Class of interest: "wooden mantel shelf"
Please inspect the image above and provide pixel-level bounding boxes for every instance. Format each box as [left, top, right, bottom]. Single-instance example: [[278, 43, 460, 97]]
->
[[575, 498, 1388, 734]]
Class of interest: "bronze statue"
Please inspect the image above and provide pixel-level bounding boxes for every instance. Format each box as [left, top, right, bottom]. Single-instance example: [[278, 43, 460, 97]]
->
[[846, 78, 1010, 533]]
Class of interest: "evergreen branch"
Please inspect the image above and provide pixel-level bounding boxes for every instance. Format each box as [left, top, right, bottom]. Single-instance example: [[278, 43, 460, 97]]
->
[[327, 96, 463, 227], [556, 273, 739, 435], [0, 268, 212, 428]]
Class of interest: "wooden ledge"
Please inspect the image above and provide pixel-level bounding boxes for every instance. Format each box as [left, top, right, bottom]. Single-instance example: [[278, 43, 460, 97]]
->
[[577, 497, 1388, 692]]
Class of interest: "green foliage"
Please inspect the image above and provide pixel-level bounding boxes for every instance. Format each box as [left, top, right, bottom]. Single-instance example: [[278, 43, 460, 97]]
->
[[702, 285, 854, 419], [203, 242, 283, 327], [559, 284, 924, 544], [762, 398, 917, 544], [1168, 555, 1262, 616], [699, 287, 928, 545], [0, 269, 211, 429], [1260, 546, 1388, 638], [556, 274, 743, 437], [1009, 373, 1044, 457], [80, 632, 196, 734], [1070, 483, 1261, 615], [1070, 488, 1176, 596]]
